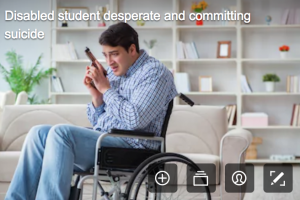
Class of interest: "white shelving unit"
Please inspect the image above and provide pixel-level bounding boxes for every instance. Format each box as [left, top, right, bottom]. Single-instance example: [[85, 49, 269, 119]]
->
[[50, 0, 300, 163]]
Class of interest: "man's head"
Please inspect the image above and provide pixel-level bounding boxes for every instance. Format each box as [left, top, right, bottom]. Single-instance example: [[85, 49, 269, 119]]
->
[[99, 22, 140, 76]]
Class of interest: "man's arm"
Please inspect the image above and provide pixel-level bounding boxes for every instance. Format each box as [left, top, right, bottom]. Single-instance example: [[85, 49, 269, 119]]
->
[[86, 102, 105, 126], [84, 63, 109, 127], [103, 68, 173, 130]]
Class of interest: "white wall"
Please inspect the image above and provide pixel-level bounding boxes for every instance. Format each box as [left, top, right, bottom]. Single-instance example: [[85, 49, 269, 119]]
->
[[0, 0, 52, 102]]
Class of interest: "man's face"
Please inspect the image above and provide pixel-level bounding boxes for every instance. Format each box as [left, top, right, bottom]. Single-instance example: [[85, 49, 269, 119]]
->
[[102, 44, 137, 76]]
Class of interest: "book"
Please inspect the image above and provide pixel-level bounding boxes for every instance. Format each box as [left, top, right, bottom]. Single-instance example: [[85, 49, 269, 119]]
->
[[174, 72, 191, 93], [52, 75, 64, 92], [287, 75, 299, 93], [176, 41, 199, 59], [241, 75, 252, 93], [226, 104, 237, 126], [290, 104, 300, 126], [52, 42, 78, 61]]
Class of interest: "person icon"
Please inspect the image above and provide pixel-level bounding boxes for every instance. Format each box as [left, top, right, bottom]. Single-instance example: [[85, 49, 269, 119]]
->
[[234, 174, 243, 185], [232, 171, 247, 186]]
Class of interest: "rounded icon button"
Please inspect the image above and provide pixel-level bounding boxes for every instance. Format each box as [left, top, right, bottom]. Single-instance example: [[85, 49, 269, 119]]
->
[[232, 171, 247, 186], [155, 171, 170, 186]]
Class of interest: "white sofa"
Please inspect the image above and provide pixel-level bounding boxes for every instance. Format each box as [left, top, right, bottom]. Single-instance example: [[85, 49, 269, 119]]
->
[[0, 104, 252, 200], [0, 91, 16, 127], [0, 91, 28, 129]]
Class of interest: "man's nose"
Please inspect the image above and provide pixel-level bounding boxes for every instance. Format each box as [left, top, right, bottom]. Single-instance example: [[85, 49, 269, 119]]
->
[[107, 56, 114, 65]]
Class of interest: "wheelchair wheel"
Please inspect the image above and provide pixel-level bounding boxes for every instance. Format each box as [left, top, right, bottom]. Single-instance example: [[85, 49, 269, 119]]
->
[[125, 153, 211, 200]]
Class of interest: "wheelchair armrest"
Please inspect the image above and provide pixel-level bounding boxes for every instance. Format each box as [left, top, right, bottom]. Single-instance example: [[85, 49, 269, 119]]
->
[[109, 128, 156, 137]]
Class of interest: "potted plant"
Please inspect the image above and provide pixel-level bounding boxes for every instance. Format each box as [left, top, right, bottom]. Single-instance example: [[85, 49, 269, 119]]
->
[[144, 39, 157, 56], [279, 45, 289, 59], [263, 73, 280, 92], [0, 50, 56, 104], [191, 1, 208, 25]]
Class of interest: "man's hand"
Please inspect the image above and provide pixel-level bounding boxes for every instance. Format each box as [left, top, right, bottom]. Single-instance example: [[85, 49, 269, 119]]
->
[[86, 60, 111, 94], [83, 66, 103, 107]]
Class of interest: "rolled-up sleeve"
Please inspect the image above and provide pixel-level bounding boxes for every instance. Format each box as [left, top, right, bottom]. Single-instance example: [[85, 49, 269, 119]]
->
[[86, 102, 105, 126]]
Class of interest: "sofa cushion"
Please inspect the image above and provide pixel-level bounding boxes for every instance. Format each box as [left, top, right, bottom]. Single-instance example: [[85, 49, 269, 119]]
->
[[0, 152, 20, 182], [179, 153, 220, 185]]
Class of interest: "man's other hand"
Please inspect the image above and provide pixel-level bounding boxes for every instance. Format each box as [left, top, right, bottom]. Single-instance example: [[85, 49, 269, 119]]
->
[[87, 60, 111, 94], [84, 66, 104, 107]]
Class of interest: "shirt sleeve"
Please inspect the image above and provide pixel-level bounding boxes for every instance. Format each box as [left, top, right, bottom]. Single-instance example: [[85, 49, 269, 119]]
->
[[103, 68, 171, 130], [86, 102, 105, 126]]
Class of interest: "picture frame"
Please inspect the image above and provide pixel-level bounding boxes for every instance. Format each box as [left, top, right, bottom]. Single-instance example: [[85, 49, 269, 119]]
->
[[199, 76, 212, 92], [57, 7, 90, 28], [217, 41, 231, 58]]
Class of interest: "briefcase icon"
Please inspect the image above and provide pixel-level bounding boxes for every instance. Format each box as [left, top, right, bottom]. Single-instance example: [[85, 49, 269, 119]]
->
[[193, 171, 208, 186]]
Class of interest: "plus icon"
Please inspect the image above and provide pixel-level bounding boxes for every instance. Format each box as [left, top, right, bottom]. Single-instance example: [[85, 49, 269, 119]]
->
[[158, 174, 167, 183], [155, 171, 170, 186]]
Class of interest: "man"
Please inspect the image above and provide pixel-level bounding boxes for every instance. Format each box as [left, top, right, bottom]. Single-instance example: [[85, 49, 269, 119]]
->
[[5, 22, 178, 200]]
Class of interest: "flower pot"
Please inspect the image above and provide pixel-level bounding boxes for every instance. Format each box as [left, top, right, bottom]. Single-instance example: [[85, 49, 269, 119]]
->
[[265, 81, 275, 92], [280, 51, 288, 59], [196, 15, 203, 26], [148, 49, 152, 56]]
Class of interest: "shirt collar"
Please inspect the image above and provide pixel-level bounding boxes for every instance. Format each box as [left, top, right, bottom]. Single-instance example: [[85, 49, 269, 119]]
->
[[125, 49, 148, 77]]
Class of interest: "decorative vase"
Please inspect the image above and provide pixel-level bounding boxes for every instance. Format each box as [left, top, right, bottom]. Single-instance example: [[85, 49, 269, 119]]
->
[[265, 81, 275, 92], [137, 20, 145, 26], [265, 15, 272, 25], [148, 49, 152, 56], [280, 51, 288, 59], [196, 15, 203, 26], [98, 22, 106, 27]]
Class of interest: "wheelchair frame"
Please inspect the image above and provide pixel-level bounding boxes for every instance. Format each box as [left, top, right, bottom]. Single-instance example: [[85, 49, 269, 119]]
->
[[76, 133, 165, 200]]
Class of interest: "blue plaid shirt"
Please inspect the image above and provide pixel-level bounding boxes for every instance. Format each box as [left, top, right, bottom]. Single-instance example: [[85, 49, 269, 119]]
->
[[86, 49, 178, 150]]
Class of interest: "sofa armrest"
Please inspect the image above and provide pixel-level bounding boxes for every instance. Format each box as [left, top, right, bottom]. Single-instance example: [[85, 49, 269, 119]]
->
[[220, 128, 252, 164], [219, 128, 253, 200]]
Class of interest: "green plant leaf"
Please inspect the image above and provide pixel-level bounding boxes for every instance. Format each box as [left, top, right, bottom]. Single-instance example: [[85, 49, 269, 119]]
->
[[263, 73, 280, 82], [0, 50, 56, 104]]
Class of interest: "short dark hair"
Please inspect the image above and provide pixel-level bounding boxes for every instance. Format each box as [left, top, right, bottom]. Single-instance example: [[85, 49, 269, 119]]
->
[[99, 22, 139, 53]]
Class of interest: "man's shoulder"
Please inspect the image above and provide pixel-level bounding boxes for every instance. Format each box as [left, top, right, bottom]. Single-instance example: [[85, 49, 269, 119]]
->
[[139, 57, 172, 79]]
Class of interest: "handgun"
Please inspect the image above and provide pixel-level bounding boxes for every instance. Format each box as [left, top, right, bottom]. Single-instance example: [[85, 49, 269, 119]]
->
[[85, 47, 107, 88]]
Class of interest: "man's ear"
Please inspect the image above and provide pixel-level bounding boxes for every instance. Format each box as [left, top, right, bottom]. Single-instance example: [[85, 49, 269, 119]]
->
[[129, 44, 136, 55]]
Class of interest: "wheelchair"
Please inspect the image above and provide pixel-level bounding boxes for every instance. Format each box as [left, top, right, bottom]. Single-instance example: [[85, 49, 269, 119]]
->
[[69, 94, 211, 200]]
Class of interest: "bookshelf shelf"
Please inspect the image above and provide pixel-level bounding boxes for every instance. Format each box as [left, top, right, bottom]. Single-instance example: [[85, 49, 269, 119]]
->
[[177, 58, 237, 63], [246, 158, 300, 164], [185, 92, 237, 96], [242, 58, 300, 63], [50, 92, 90, 96], [129, 26, 173, 30], [176, 25, 237, 30], [242, 126, 300, 130], [242, 92, 300, 96], [53, 59, 106, 63], [241, 24, 300, 29]]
